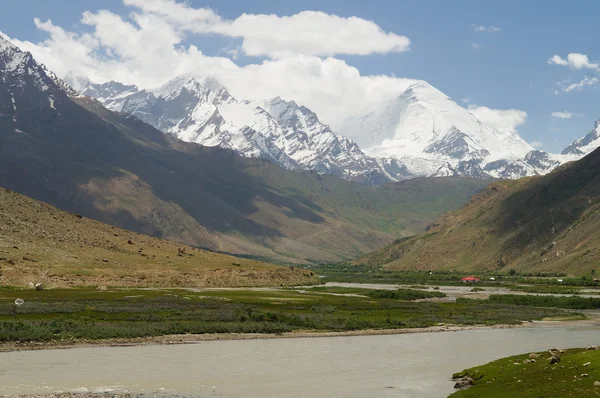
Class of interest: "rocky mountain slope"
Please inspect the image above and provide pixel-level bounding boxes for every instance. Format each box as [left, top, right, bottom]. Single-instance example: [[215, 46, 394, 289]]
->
[[81, 76, 389, 184], [0, 188, 316, 287], [354, 145, 600, 275], [0, 36, 484, 263], [77, 74, 591, 183], [562, 120, 600, 156]]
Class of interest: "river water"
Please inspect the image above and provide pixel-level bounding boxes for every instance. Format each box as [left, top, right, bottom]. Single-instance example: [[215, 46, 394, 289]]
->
[[1, 327, 599, 397]]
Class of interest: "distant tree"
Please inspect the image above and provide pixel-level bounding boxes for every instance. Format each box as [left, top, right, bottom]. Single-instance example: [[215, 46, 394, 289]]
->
[[509, 269, 517, 276]]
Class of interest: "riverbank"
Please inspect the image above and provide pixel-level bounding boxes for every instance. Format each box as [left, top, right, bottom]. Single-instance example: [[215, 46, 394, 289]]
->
[[450, 347, 600, 397], [2, 316, 597, 353]]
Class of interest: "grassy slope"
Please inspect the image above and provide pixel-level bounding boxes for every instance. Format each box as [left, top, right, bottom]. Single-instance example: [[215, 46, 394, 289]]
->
[[355, 148, 600, 275], [0, 187, 316, 288], [451, 348, 600, 397]]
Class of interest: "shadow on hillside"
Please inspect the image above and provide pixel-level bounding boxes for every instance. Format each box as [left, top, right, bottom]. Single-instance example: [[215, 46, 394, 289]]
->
[[0, 94, 326, 244], [495, 148, 600, 254]]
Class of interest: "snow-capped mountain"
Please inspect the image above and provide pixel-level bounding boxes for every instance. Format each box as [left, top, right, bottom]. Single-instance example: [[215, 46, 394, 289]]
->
[[562, 120, 600, 156], [340, 80, 562, 179], [0, 36, 68, 124], [69, 70, 598, 183], [81, 75, 388, 183]]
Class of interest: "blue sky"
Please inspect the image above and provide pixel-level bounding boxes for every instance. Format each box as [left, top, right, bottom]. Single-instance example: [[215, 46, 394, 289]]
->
[[1, 0, 599, 152]]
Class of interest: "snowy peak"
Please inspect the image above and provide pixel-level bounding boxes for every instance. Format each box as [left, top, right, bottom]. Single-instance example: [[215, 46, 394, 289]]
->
[[82, 75, 384, 182], [81, 81, 139, 111], [562, 120, 600, 156], [150, 74, 229, 104], [339, 78, 539, 179], [0, 36, 60, 96]]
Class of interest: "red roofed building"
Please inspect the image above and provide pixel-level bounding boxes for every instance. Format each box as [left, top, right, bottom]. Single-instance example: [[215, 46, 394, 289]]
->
[[461, 276, 480, 283]]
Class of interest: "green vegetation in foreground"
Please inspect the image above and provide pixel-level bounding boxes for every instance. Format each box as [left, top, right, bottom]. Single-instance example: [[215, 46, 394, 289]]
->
[[481, 294, 600, 309], [367, 289, 446, 300], [0, 287, 565, 343], [311, 265, 600, 289], [308, 286, 446, 300], [507, 284, 583, 295], [451, 348, 600, 397]]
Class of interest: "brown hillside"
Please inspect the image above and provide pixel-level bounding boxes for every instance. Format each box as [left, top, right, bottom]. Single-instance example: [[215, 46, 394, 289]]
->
[[355, 148, 600, 276], [0, 188, 316, 288]]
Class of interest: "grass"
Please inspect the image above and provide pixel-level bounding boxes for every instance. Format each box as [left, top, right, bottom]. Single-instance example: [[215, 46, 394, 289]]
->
[[479, 294, 600, 310], [366, 289, 446, 300], [507, 284, 583, 294], [0, 286, 564, 343], [450, 348, 600, 397]]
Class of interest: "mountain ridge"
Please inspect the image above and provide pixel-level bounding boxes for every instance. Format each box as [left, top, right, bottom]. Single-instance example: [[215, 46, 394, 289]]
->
[[78, 74, 595, 183]]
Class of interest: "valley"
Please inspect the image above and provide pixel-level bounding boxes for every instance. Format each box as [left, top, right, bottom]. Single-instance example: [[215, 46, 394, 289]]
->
[[2, 7, 600, 397], [0, 36, 486, 264]]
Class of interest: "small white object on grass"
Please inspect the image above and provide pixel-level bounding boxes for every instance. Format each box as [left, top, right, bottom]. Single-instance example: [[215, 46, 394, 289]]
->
[[14, 298, 25, 306]]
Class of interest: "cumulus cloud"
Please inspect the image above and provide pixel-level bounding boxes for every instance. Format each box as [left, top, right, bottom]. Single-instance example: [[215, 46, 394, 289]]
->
[[471, 24, 501, 33], [124, 0, 411, 58], [529, 140, 543, 148], [548, 53, 599, 71], [467, 105, 528, 134], [3, 0, 525, 136], [1, 0, 414, 128]]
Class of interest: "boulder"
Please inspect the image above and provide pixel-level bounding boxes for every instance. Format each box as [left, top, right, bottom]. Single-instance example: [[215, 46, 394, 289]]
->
[[453, 377, 474, 389], [594, 381, 600, 386], [35, 283, 43, 291], [549, 356, 560, 364]]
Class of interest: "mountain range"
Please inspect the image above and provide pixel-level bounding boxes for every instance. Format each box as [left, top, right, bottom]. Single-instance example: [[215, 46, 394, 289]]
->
[[69, 72, 598, 184], [0, 36, 485, 264]]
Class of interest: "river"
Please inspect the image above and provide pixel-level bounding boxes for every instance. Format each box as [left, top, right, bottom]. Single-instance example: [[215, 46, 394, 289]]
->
[[1, 327, 599, 397]]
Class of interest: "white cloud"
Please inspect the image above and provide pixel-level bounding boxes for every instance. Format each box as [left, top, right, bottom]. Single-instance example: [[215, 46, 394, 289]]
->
[[1, 1, 415, 129], [471, 43, 481, 50], [548, 53, 599, 71], [468, 105, 528, 134], [3, 0, 525, 137], [471, 24, 501, 33], [551, 111, 582, 119], [124, 0, 411, 58], [529, 140, 543, 148], [462, 97, 471, 104], [561, 76, 599, 92]]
